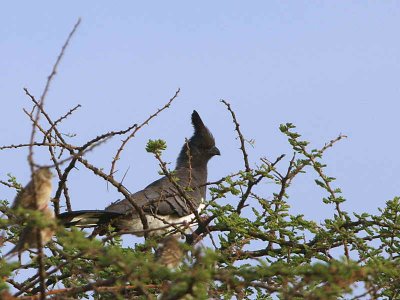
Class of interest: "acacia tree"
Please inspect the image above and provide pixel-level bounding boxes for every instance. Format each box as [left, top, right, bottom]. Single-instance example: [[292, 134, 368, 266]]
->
[[1, 20, 400, 300]]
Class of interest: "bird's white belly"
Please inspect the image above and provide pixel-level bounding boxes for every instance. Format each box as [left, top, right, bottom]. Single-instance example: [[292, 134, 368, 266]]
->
[[126, 203, 205, 237]]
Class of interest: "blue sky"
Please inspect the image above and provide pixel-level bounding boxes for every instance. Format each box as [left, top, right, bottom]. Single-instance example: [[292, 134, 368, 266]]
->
[[1, 2, 400, 239]]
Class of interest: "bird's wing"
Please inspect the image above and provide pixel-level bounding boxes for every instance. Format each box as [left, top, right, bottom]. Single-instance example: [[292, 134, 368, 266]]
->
[[11, 185, 33, 209], [106, 173, 202, 217]]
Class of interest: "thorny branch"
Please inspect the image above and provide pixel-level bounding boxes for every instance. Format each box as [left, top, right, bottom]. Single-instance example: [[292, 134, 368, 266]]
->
[[21, 87, 184, 239], [220, 100, 250, 172], [1, 20, 396, 300], [25, 18, 81, 300], [109, 88, 180, 178]]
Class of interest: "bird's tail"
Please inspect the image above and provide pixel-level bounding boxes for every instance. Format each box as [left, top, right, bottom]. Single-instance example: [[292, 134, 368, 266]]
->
[[57, 210, 124, 228]]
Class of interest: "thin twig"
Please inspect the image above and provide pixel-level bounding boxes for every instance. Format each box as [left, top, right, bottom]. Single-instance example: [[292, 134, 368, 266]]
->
[[220, 100, 250, 172], [0, 180, 20, 190], [42, 104, 82, 143], [109, 88, 180, 178], [0, 142, 68, 151], [24, 19, 81, 300], [39, 18, 81, 107]]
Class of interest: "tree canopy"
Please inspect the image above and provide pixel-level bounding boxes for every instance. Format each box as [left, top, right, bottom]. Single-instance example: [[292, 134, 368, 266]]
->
[[1, 20, 400, 300]]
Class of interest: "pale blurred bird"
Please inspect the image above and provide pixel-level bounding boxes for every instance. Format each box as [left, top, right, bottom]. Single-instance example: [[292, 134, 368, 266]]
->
[[0, 290, 18, 300], [156, 236, 185, 269], [11, 168, 53, 211], [5, 207, 55, 257]]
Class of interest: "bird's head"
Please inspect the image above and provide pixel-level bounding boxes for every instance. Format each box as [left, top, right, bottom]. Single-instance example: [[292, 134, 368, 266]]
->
[[35, 167, 53, 181], [176, 110, 220, 168]]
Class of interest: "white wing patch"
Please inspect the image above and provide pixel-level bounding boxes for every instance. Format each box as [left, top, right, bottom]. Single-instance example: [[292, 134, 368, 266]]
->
[[126, 199, 206, 236]]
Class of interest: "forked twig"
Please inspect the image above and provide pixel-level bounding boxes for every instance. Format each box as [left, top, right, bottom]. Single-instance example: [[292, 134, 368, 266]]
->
[[109, 88, 180, 178]]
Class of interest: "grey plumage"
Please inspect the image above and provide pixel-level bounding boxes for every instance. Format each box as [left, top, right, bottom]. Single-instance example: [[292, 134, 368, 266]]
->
[[58, 110, 220, 236]]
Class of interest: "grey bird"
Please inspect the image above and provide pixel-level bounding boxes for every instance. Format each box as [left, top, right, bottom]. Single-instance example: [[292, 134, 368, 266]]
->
[[58, 110, 220, 236]]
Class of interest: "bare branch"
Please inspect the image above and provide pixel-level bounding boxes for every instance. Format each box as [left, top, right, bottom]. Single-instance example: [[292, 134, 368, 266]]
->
[[39, 18, 81, 106], [0, 142, 68, 151], [220, 99, 250, 172], [109, 88, 180, 178]]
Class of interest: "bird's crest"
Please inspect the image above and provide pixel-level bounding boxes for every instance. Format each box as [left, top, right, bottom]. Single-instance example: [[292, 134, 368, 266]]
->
[[190, 110, 215, 148]]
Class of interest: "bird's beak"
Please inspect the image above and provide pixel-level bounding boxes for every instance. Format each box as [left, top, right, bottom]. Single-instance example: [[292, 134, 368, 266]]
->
[[210, 146, 221, 156]]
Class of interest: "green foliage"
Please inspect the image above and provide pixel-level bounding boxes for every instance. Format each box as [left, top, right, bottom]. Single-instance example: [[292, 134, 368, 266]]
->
[[1, 122, 399, 299], [146, 139, 167, 155], [6, 173, 22, 191]]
